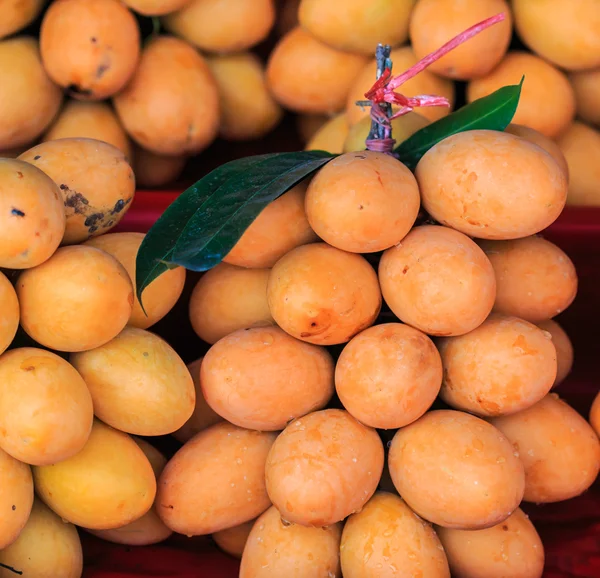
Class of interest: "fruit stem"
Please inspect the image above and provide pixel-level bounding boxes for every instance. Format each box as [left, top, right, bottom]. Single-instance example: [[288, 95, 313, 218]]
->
[[365, 44, 396, 154]]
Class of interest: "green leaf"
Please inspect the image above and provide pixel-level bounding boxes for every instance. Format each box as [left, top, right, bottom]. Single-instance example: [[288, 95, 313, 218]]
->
[[135, 153, 281, 309], [395, 77, 524, 170], [171, 150, 335, 271]]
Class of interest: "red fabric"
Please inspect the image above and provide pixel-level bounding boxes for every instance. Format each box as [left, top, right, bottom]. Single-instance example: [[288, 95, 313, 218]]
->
[[93, 197, 600, 577]]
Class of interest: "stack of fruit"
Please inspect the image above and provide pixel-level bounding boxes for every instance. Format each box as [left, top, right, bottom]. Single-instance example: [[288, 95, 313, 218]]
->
[[3, 0, 600, 205]]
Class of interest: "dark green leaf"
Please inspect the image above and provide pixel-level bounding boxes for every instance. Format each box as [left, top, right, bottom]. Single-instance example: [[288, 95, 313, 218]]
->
[[172, 150, 335, 271], [395, 77, 524, 170], [135, 153, 280, 309]]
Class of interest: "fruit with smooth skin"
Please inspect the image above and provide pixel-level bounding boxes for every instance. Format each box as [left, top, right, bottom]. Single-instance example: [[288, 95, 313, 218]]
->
[[132, 145, 188, 188], [213, 519, 255, 559], [122, 0, 190, 15], [0, 0, 47, 40], [0, 271, 19, 356], [569, 68, 600, 127], [304, 113, 349, 154], [536, 319, 574, 388]]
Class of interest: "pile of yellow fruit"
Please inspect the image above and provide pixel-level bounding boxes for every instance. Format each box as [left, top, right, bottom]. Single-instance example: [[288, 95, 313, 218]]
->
[[2, 0, 600, 204]]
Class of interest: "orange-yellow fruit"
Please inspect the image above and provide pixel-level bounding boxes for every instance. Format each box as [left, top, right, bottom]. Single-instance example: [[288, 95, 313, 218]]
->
[[43, 100, 132, 161], [467, 52, 575, 138], [267, 27, 368, 114], [223, 181, 318, 268], [240, 506, 342, 577], [436, 508, 545, 578], [304, 113, 349, 154], [343, 111, 430, 153], [40, 0, 140, 100], [556, 121, 600, 207], [512, 0, 600, 71], [17, 245, 133, 352], [298, 0, 415, 55], [479, 236, 578, 323], [0, 158, 65, 269], [163, 0, 275, 53], [416, 129, 568, 239], [265, 409, 384, 527], [346, 46, 455, 125], [379, 225, 496, 337], [200, 326, 334, 431], [388, 410, 525, 529], [0, 271, 18, 355], [438, 314, 557, 417], [33, 419, 157, 530], [189, 263, 274, 345], [569, 68, 600, 127], [19, 138, 136, 244], [305, 151, 420, 253], [157, 421, 276, 535], [213, 519, 255, 559], [0, 36, 63, 150], [132, 145, 188, 189], [489, 393, 600, 503], [208, 52, 282, 141], [87, 438, 172, 546], [0, 499, 83, 578], [0, 347, 93, 466], [113, 35, 220, 157], [84, 232, 186, 330], [536, 319, 574, 388], [70, 327, 195, 436], [590, 391, 600, 437], [122, 0, 189, 16], [341, 492, 451, 578], [172, 358, 223, 444], [0, 446, 33, 549], [409, 0, 512, 80], [335, 323, 442, 429], [267, 242, 382, 345], [0, 0, 46, 39], [297, 113, 328, 144], [505, 123, 569, 180]]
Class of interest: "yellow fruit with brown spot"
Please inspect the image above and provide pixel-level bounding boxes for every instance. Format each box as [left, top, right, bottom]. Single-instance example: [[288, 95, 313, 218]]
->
[[33, 419, 157, 530], [43, 100, 132, 161], [208, 52, 282, 141], [19, 137, 135, 244], [223, 181, 318, 268], [305, 113, 349, 154], [40, 0, 140, 100], [298, 0, 415, 55], [16, 245, 134, 352], [113, 35, 220, 157], [157, 421, 276, 535], [84, 232, 186, 330], [70, 327, 195, 436], [267, 27, 368, 114], [267, 242, 382, 346], [0, 36, 63, 150], [0, 347, 94, 466], [0, 446, 33, 549], [346, 46, 455, 125], [0, 499, 83, 578]]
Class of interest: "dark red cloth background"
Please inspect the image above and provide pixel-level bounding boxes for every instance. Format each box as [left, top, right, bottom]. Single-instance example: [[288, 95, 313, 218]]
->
[[81, 197, 600, 578]]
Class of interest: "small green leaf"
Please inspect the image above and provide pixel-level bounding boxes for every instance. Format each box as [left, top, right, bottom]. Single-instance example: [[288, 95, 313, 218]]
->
[[395, 77, 524, 170], [135, 153, 280, 309], [172, 150, 335, 270]]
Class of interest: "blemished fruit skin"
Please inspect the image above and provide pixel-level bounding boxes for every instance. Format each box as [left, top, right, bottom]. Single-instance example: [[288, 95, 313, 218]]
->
[[265, 409, 384, 527], [298, 0, 415, 55], [113, 35, 220, 157], [340, 492, 451, 578], [240, 506, 342, 577], [39, 0, 141, 100], [409, 0, 512, 80], [0, 36, 63, 150], [19, 138, 136, 245], [266, 27, 368, 115], [415, 130, 568, 240], [489, 394, 600, 504], [512, 0, 600, 71], [388, 410, 526, 530], [156, 421, 276, 536]]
